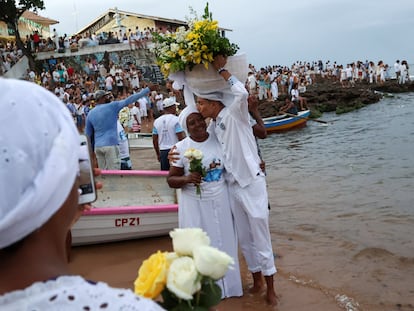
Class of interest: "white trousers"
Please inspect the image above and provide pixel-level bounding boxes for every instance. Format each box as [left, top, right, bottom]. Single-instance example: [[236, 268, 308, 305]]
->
[[229, 175, 276, 276]]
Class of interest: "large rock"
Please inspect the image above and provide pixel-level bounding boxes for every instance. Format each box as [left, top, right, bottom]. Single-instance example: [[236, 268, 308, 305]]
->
[[258, 78, 414, 118]]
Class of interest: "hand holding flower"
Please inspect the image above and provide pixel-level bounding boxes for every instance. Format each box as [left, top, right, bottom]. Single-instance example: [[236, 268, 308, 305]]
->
[[184, 148, 206, 197], [186, 172, 202, 187]]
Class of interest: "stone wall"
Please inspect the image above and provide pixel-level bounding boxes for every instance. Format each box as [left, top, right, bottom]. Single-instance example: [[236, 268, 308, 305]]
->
[[35, 42, 165, 83]]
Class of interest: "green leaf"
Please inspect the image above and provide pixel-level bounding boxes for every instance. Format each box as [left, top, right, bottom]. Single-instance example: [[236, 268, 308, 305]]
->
[[197, 279, 222, 308], [160, 288, 180, 309]]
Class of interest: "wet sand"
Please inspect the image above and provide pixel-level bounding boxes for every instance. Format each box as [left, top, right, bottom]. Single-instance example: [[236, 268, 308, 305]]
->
[[69, 141, 342, 311]]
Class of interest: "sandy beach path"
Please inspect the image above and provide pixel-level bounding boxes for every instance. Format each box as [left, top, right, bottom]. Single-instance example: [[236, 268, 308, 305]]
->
[[69, 138, 343, 310]]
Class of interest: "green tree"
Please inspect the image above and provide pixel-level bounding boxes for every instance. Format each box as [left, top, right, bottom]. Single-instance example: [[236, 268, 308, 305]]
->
[[0, 0, 45, 70]]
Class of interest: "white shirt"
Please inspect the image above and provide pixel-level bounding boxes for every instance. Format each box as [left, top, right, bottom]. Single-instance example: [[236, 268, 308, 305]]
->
[[153, 114, 182, 150], [247, 74, 257, 89], [394, 62, 400, 73], [130, 105, 141, 123], [117, 121, 130, 159], [209, 77, 261, 188], [138, 97, 148, 111], [105, 76, 113, 89]]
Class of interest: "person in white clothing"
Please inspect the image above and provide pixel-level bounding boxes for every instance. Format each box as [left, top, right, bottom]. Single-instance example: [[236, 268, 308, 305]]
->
[[138, 96, 148, 122], [399, 60, 409, 84], [129, 102, 141, 132], [167, 110, 243, 299], [52, 28, 59, 50], [152, 98, 186, 170], [0, 78, 165, 311], [246, 71, 258, 95], [195, 56, 278, 306], [105, 74, 114, 92], [270, 72, 279, 100], [117, 120, 132, 169], [155, 93, 164, 116], [394, 60, 401, 81]]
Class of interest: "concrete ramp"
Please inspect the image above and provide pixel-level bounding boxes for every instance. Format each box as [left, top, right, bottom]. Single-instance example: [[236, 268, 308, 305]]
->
[[4, 55, 29, 79]]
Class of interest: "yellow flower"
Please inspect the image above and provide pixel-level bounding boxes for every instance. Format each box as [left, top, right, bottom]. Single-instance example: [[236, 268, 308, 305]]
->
[[151, 3, 239, 76], [134, 251, 169, 299]]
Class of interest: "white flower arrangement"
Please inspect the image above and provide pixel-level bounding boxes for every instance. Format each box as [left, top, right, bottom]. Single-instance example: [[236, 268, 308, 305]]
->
[[134, 228, 234, 310], [151, 3, 239, 77]]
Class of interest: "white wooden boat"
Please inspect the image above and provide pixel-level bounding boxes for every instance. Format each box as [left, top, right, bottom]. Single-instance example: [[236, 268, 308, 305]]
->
[[71, 170, 179, 245], [127, 132, 153, 149]]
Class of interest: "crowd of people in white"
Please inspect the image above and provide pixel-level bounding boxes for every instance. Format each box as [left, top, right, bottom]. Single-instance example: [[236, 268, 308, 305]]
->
[[244, 59, 411, 105]]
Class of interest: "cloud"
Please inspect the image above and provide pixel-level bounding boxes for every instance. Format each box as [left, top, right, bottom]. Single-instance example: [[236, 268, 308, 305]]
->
[[39, 0, 414, 67]]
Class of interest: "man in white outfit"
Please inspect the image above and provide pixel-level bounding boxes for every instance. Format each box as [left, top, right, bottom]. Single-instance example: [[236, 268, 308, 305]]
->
[[195, 56, 278, 306], [394, 60, 401, 81]]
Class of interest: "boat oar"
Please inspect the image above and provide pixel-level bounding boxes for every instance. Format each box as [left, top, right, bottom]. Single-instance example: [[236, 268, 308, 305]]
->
[[284, 112, 329, 124]]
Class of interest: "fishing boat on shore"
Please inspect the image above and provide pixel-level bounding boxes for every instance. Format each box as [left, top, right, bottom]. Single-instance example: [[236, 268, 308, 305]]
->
[[71, 170, 179, 246], [127, 132, 153, 149], [264, 110, 311, 133]]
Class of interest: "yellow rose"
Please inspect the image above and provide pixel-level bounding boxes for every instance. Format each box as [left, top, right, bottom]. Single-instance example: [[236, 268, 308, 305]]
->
[[193, 245, 234, 280], [166, 256, 201, 300], [169, 228, 210, 256], [134, 251, 169, 299]]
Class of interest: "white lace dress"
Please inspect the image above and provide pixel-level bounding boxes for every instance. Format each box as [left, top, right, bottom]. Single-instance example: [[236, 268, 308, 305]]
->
[[0, 275, 165, 310]]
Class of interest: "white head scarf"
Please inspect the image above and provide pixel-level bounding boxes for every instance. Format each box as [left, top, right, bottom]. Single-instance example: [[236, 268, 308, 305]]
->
[[0, 78, 80, 248], [178, 105, 199, 134]]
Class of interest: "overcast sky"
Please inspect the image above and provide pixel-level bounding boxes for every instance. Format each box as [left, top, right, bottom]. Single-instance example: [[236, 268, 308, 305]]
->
[[40, 0, 414, 68]]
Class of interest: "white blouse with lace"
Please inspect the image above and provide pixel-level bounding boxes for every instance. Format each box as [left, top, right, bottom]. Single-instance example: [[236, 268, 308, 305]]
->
[[0, 275, 165, 310]]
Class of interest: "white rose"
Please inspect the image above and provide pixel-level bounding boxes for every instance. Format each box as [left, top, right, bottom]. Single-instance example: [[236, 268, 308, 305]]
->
[[183, 148, 195, 159], [164, 251, 179, 265], [192, 149, 203, 160], [170, 43, 179, 53], [166, 256, 201, 300], [169, 228, 210, 256], [193, 245, 234, 280]]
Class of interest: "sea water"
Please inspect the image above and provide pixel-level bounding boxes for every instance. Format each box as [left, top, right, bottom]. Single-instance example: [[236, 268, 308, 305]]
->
[[260, 92, 414, 310]]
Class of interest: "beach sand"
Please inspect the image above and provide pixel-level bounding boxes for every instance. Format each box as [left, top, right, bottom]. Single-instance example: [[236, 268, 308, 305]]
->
[[69, 133, 343, 310]]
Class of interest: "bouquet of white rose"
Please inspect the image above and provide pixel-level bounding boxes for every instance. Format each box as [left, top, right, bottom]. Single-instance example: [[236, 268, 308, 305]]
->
[[184, 148, 206, 197], [134, 228, 234, 310]]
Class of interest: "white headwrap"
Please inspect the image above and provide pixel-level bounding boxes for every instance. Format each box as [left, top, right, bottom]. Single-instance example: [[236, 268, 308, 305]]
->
[[0, 78, 80, 248], [178, 105, 200, 134]]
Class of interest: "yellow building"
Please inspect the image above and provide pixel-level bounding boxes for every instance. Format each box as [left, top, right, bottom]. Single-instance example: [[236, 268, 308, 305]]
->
[[0, 11, 58, 44], [75, 7, 187, 40], [75, 7, 230, 40]]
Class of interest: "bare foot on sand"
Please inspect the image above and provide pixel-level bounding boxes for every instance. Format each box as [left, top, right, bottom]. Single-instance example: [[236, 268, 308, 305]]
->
[[265, 275, 278, 306], [266, 289, 279, 306], [249, 272, 264, 294]]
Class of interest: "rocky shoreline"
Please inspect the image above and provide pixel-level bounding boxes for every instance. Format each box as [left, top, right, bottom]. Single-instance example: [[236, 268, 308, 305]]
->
[[257, 78, 414, 119]]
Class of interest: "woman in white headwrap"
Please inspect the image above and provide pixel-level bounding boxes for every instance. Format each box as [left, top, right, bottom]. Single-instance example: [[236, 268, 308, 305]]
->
[[167, 108, 243, 299], [0, 78, 165, 311]]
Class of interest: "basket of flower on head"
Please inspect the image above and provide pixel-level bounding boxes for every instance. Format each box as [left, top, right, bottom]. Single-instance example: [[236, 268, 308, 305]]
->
[[151, 3, 247, 92]]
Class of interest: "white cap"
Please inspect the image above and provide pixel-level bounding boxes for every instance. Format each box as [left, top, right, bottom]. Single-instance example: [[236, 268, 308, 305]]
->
[[163, 97, 179, 109]]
